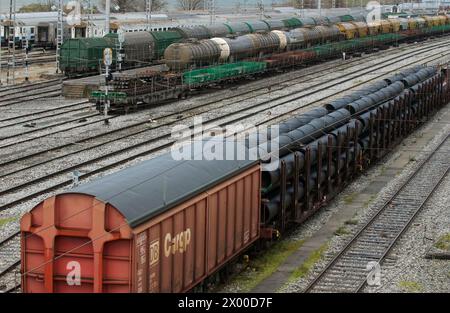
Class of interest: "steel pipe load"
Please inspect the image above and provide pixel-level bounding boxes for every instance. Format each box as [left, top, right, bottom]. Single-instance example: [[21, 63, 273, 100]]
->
[[337, 144, 361, 170], [347, 97, 377, 115], [330, 119, 363, 138], [276, 107, 329, 134], [384, 73, 406, 85], [361, 81, 389, 93], [401, 74, 421, 88], [365, 92, 385, 104], [267, 108, 351, 156], [263, 182, 305, 222], [261, 152, 305, 191], [262, 130, 342, 191], [320, 109, 352, 132], [346, 81, 405, 114], [305, 134, 337, 163], [326, 94, 361, 111]]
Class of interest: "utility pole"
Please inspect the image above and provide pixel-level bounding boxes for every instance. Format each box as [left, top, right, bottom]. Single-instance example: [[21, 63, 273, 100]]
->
[[146, 0, 152, 31], [105, 0, 110, 35], [257, 0, 264, 20], [23, 29, 30, 82], [208, 0, 216, 25], [56, 0, 63, 74], [117, 29, 124, 72], [7, 0, 16, 85], [87, 0, 93, 38], [0, 20, 2, 86], [103, 48, 112, 124]]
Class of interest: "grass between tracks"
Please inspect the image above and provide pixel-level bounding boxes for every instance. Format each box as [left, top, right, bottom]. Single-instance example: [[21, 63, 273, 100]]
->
[[0, 216, 17, 227], [277, 242, 329, 292], [434, 233, 450, 251], [398, 281, 423, 292], [219, 238, 306, 292]]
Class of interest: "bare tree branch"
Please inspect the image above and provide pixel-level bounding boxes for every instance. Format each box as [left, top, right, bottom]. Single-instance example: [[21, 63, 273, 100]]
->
[[101, 0, 167, 13], [177, 0, 204, 11]]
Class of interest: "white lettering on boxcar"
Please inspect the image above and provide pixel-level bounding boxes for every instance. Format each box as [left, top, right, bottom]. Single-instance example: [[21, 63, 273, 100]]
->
[[66, 261, 81, 286], [150, 239, 160, 266]]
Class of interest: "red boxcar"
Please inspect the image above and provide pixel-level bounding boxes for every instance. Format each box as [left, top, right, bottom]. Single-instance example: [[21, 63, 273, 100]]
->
[[21, 153, 261, 293]]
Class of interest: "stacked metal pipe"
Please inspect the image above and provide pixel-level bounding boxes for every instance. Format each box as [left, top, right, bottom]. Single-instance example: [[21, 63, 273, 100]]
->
[[259, 65, 439, 222]]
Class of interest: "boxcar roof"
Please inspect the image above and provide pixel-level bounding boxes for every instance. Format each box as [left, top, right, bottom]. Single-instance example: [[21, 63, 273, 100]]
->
[[69, 147, 258, 228]]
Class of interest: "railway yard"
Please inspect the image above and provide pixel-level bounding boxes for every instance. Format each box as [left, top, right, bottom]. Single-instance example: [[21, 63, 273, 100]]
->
[[0, 8, 449, 296]]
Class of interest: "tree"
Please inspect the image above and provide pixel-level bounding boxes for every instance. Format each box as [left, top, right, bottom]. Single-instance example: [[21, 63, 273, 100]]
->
[[18, 1, 100, 14], [18, 2, 54, 13], [177, 0, 204, 11], [101, 0, 167, 13]]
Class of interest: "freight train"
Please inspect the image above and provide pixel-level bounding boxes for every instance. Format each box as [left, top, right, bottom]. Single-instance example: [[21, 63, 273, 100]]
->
[[59, 14, 361, 76], [90, 14, 450, 113], [21, 65, 449, 292]]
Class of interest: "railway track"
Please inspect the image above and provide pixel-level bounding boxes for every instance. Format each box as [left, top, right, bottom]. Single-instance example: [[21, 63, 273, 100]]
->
[[0, 231, 21, 293], [0, 55, 55, 67], [0, 42, 449, 214], [0, 100, 92, 127], [0, 78, 62, 98], [1, 38, 449, 149], [0, 40, 448, 294], [304, 134, 450, 293], [0, 84, 62, 107], [0, 77, 60, 93], [0, 40, 448, 210], [0, 37, 445, 135]]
